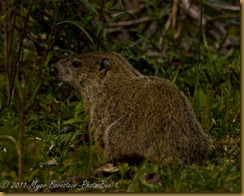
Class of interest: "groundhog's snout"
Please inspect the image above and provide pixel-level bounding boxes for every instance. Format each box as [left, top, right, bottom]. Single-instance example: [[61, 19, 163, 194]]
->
[[55, 59, 66, 70], [54, 62, 59, 73], [54, 59, 68, 82], [55, 59, 69, 77]]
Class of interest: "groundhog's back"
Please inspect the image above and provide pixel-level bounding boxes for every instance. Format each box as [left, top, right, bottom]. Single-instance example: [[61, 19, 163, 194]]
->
[[55, 52, 211, 165]]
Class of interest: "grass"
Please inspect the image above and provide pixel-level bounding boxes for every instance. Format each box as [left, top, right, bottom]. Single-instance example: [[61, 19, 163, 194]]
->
[[0, 48, 240, 193], [0, 0, 240, 193]]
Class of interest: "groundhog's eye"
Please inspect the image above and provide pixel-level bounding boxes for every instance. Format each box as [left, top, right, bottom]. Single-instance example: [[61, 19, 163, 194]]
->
[[72, 60, 82, 68]]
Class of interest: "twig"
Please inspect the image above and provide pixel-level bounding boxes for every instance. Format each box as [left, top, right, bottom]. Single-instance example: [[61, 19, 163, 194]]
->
[[204, 2, 240, 11], [110, 16, 151, 27], [172, 0, 179, 29], [15, 0, 35, 78], [179, 0, 207, 26], [96, 0, 106, 51], [3, 0, 14, 106], [36, 0, 60, 85]]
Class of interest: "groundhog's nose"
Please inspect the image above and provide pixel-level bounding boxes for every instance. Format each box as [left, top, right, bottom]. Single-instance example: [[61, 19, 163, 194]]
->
[[54, 61, 63, 75], [54, 59, 66, 71], [54, 61, 60, 73], [55, 60, 62, 69]]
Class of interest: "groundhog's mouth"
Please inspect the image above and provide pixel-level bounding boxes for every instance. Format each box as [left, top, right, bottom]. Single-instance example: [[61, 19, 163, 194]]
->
[[54, 62, 61, 73], [54, 66, 68, 88], [54, 67, 64, 81], [56, 76, 75, 91], [57, 73, 65, 82], [54, 61, 67, 80]]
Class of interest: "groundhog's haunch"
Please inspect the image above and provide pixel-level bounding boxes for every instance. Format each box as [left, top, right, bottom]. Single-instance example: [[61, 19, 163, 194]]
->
[[55, 52, 211, 165]]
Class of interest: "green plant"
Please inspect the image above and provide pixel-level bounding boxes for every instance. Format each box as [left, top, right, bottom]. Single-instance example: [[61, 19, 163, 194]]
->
[[0, 0, 240, 193]]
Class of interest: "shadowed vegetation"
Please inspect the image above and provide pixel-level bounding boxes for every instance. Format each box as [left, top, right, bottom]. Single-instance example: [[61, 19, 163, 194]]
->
[[0, 0, 240, 192]]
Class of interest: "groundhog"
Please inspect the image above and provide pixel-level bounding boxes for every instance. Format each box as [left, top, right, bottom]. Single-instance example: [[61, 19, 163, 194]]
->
[[55, 52, 211, 165]]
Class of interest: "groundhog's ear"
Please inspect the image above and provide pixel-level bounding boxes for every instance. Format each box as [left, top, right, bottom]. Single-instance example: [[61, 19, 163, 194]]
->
[[99, 58, 110, 74]]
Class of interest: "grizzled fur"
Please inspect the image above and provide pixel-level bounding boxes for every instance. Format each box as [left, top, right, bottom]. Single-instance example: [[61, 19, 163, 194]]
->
[[55, 52, 211, 165]]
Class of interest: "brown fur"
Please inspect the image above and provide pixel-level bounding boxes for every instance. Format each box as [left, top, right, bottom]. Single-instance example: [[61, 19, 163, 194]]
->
[[55, 52, 211, 165]]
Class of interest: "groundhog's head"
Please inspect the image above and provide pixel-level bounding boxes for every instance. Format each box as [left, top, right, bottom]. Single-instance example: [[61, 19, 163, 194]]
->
[[55, 52, 140, 92]]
